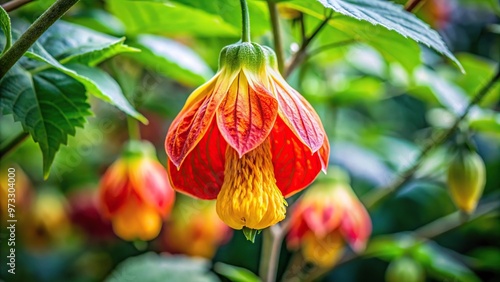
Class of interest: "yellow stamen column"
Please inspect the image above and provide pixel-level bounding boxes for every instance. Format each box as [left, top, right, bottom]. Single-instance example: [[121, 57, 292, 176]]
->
[[216, 139, 287, 233]]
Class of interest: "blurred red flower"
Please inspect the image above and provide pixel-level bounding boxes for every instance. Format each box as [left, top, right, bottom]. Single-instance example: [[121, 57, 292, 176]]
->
[[99, 140, 175, 241], [287, 169, 371, 267]]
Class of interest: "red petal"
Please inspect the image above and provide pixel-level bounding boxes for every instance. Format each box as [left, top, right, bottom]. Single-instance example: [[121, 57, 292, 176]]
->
[[271, 117, 328, 197], [271, 72, 326, 153], [340, 202, 372, 252], [287, 212, 310, 248], [168, 120, 226, 200], [130, 159, 175, 216], [165, 74, 229, 167], [216, 73, 278, 156], [99, 161, 132, 217]]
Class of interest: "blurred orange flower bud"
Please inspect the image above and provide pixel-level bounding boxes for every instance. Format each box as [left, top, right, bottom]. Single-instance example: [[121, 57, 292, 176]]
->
[[22, 190, 71, 251], [161, 195, 231, 258], [1, 164, 32, 224], [287, 168, 371, 267], [447, 149, 486, 214], [99, 140, 175, 241]]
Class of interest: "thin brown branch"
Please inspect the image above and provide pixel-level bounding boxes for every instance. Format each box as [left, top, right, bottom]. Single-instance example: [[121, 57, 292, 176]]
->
[[1, 0, 32, 12], [267, 0, 285, 75], [362, 65, 500, 210], [404, 0, 428, 12], [285, 11, 333, 78], [0, 0, 80, 78]]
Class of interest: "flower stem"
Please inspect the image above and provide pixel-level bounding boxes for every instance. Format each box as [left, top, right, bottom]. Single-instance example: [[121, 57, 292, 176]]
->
[[259, 228, 273, 279], [362, 63, 500, 210], [259, 219, 292, 282], [239, 0, 251, 42], [127, 115, 141, 140], [267, 0, 285, 75], [0, 0, 79, 78]]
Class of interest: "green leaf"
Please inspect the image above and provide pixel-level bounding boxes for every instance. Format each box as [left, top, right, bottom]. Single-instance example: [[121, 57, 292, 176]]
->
[[67, 9, 126, 36], [413, 67, 470, 115], [24, 44, 147, 124], [315, 0, 463, 71], [468, 110, 500, 135], [454, 53, 500, 106], [105, 253, 220, 282], [287, 1, 422, 73], [0, 66, 91, 178], [128, 35, 213, 86], [364, 235, 412, 261], [468, 247, 500, 271], [38, 21, 139, 66], [413, 242, 481, 282], [171, 0, 269, 36], [0, 6, 11, 55], [214, 262, 261, 282], [331, 76, 383, 104], [107, 0, 239, 36]]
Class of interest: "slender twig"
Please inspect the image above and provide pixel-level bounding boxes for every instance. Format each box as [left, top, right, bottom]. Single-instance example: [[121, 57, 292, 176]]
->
[[0, 0, 79, 79], [404, 0, 428, 12], [267, 0, 285, 75], [299, 13, 306, 43], [362, 64, 500, 209], [0, 131, 29, 158], [305, 199, 500, 281], [285, 12, 333, 78], [1, 0, 32, 12], [240, 0, 251, 42], [415, 199, 500, 238]]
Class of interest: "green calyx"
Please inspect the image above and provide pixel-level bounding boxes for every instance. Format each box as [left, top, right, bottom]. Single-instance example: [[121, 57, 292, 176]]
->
[[242, 227, 261, 243], [121, 140, 157, 160], [218, 42, 278, 72]]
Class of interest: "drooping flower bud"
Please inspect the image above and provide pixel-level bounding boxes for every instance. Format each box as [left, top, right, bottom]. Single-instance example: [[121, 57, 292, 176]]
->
[[287, 168, 371, 267], [99, 140, 175, 241], [386, 256, 425, 282], [447, 149, 486, 214], [161, 195, 231, 258]]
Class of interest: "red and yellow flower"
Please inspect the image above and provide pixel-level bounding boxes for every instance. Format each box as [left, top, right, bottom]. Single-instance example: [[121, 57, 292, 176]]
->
[[99, 140, 175, 241], [287, 169, 371, 267], [165, 42, 329, 232], [161, 195, 231, 258]]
